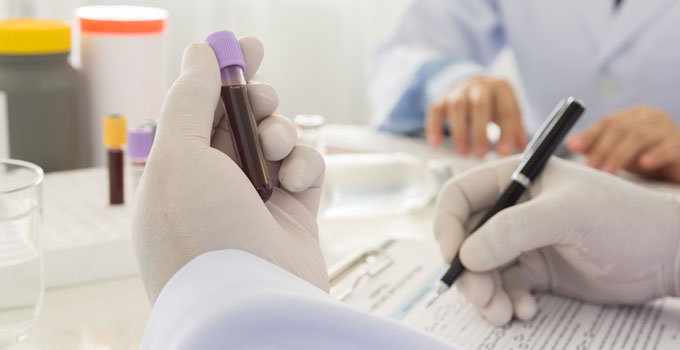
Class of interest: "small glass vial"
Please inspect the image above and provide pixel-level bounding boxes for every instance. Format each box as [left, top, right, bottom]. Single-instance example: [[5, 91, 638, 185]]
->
[[294, 114, 326, 155], [102, 115, 126, 205], [127, 125, 154, 196]]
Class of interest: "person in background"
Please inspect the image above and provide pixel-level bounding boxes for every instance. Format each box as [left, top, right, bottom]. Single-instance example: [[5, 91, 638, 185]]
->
[[133, 38, 680, 347], [371, 0, 680, 183]]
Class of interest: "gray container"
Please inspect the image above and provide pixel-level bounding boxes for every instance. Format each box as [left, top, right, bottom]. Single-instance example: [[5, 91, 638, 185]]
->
[[0, 52, 87, 172]]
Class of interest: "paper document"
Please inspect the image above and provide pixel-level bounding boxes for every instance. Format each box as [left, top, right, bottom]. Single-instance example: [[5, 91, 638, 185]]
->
[[334, 240, 680, 349], [403, 286, 680, 349]]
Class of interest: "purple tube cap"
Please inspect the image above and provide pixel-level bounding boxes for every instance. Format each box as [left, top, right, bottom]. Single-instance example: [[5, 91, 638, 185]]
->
[[205, 30, 246, 74], [128, 126, 154, 159]]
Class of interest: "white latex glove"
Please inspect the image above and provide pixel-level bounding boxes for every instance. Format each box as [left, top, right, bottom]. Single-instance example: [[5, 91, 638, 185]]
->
[[434, 156, 680, 326], [132, 39, 328, 304]]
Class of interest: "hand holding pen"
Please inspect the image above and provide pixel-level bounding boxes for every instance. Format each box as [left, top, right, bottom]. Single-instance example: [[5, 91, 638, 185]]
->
[[428, 98, 585, 307]]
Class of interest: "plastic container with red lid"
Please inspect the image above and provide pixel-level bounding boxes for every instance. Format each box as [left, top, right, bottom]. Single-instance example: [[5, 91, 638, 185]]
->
[[74, 5, 168, 166]]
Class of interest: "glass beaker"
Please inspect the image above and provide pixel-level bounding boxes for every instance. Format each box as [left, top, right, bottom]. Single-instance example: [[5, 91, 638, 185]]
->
[[294, 114, 326, 155], [0, 159, 43, 345]]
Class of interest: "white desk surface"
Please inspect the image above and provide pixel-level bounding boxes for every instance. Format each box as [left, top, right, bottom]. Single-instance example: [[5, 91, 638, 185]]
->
[[19, 206, 436, 350], [17, 277, 150, 350], [16, 125, 680, 349]]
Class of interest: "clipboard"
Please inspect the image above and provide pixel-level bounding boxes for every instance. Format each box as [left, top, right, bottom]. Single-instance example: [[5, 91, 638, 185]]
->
[[329, 240, 397, 301], [329, 240, 680, 350], [328, 239, 445, 317]]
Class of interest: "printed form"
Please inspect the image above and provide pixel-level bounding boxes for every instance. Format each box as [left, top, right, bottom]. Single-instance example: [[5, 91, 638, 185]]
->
[[403, 287, 680, 349], [335, 240, 680, 349]]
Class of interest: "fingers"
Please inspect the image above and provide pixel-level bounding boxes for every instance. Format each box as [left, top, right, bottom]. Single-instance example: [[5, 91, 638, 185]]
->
[[569, 107, 680, 178], [502, 250, 550, 321], [446, 90, 469, 155], [459, 198, 565, 272], [459, 263, 547, 325], [425, 77, 522, 157], [599, 132, 654, 174], [567, 120, 603, 155], [248, 83, 279, 121], [433, 156, 521, 263], [496, 128, 519, 156], [501, 265, 538, 321], [569, 108, 637, 172], [259, 115, 297, 161], [457, 271, 494, 308], [480, 272, 513, 326], [516, 131, 528, 151], [156, 43, 221, 148], [239, 37, 264, 81], [279, 145, 325, 215], [425, 103, 446, 147], [469, 85, 492, 157], [461, 273, 514, 326], [584, 122, 627, 169], [639, 140, 678, 170], [279, 145, 325, 192], [494, 83, 524, 156], [460, 251, 549, 325]]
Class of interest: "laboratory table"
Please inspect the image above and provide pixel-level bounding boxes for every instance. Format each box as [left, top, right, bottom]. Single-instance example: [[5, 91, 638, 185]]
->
[[15, 125, 680, 349]]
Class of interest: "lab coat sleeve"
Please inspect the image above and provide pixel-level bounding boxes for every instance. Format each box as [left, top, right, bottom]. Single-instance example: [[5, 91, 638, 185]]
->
[[371, 0, 504, 134], [140, 249, 457, 350]]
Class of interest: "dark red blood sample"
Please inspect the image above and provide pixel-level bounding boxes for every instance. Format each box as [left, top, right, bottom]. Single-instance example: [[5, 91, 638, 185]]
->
[[221, 85, 273, 201], [108, 148, 124, 205]]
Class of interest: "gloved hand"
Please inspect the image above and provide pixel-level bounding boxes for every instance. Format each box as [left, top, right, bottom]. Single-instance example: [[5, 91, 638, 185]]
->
[[132, 39, 328, 304], [434, 156, 680, 326]]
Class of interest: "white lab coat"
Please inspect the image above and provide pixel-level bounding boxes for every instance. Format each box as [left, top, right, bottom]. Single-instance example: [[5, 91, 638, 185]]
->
[[141, 250, 455, 349], [372, 0, 680, 135]]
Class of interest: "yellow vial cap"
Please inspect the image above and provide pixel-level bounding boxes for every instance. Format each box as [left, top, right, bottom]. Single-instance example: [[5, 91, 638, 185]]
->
[[0, 18, 70, 54], [103, 115, 127, 148]]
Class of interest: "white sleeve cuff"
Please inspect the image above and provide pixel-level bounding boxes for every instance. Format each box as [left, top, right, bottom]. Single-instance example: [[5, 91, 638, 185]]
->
[[141, 249, 456, 349]]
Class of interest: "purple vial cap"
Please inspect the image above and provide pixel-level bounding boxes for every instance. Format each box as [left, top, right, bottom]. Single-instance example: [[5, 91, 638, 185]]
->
[[127, 126, 154, 159], [204, 30, 246, 78]]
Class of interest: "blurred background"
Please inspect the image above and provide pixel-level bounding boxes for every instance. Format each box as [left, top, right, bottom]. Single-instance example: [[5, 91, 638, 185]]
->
[[0, 0, 519, 125], [1, 0, 414, 125]]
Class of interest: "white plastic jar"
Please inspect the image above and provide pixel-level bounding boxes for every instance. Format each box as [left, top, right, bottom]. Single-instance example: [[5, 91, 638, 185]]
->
[[74, 5, 167, 165]]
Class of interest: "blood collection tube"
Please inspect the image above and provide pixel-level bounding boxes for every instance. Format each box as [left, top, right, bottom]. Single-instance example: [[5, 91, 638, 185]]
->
[[103, 114, 126, 205], [127, 125, 154, 195], [205, 30, 272, 201]]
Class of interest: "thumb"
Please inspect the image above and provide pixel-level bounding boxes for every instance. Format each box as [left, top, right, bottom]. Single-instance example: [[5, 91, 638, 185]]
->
[[155, 43, 221, 148], [459, 197, 566, 272]]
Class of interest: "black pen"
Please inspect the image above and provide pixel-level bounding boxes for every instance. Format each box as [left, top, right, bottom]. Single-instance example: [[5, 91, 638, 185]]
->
[[427, 97, 585, 306]]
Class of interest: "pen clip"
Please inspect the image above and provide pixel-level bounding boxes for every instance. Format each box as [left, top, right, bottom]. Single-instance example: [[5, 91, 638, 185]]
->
[[523, 98, 570, 157], [516, 97, 584, 180]]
